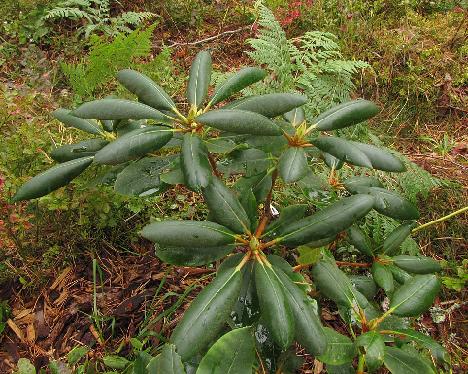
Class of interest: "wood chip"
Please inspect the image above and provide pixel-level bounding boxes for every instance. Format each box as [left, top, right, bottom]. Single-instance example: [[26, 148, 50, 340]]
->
[[7, 319, 24, 342], [26, 324, 36, 343], [50, 266, 72, 290]]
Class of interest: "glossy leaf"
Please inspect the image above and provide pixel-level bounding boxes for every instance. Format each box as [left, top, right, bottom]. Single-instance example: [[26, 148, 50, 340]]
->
[[278, 147, 309, 183], [322, 152, 344, 170], [279, 195, 375, 246], [72, 99, 172, 122], [313, 100, 379, 131], [371, 262, 394, 294], [209, 67, 267, 106], [140, 220, 236, 247], [349, 275, 378, 300], [51, 139, 109, 163], [101, 119, 114, 132], [94, 126, 173, 165], [388, 265, 412, 284], [363, 187, 420, 220], [204, 138, 237, 154], [187, 50, 212, 108], [351, 142, 406, 172], [255, 261, 294, 350], [273, 266, 328, 355], [52, 108, 104, 135], [384, 346, 435, 374], [393, 255, 441, 274], [146, 344, 185, 374], [12, 157, 93, 202], [181, 133, 212, 191], [202, 177, 251, 234], [347, 225, 373, 257], [117, 69, 176, 111], [238, 188, 258, 232], [155, 243, 235, 267], [224, 93, 307, 118], [343, 176, 383, 194], [355, 331, 385, 373], [231, 260, 260, 326], [114, 157, 171, 196], [389, 274, 441, 316], [317, 327, 357, 366], [196, 327, 255, 374], [312, 136, 372, 168], [283, 107, 305, 126], [265, 204, 308, 236], [171, 268, 241, 361], [383, 222, 414, 256], [196, 109, 282, 135]]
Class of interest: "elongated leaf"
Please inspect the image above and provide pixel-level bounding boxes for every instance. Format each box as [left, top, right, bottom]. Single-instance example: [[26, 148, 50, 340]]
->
[[322, 152, 344, 170], [224, 93, 307, 118], [317, 327, 357, 366], [389, 329, 450, 364], [53, 108, 104, 135], [255, 261, 294, 350], [355, 331, 385, 373], [51, 139, 108, 163], [312, 137, 372, 168], [343, 176, 383, 194], [196, 327, 255, 374], [265, 204, 308, 236], [390, 274, 441, 316], [383, 222, 414, 256], [155, 243, 235, 267], [13, 157, 93, 202], [231, 260, 260, 326], [279, 195, 375, 246], [101, 119, 114, 132], [72, 99, 171, 122], [94, 126, 173, 165], [349, 275, 378, 300], [313, 100, 379, 131], [204, 138, 237, 154], [347, 225, 373, 257], [146, 344, 185, 374], [384, 346, 435, 374], [351, 142, 406, 172], [117, 69, 176, 111], [364, 187, 420, 220], [116, 119, 147, 137], [392, 255, 441, 274], [196, 109, 282, 136], [238, 188, 258, 232], [187, 50, 212, 108], [209, 67, 267, 105], [140, 220, 236, 247], [202, 177, 251, 234], [388, 265, 412, 284], [171, 268, 242, 361], [273, 266, 328, 355], [278, 147, 308, 183], [371, 262, 394, 294], [284, 107, 305, 126], [181, 133, 212, 191], [114, 157, 171, 196]]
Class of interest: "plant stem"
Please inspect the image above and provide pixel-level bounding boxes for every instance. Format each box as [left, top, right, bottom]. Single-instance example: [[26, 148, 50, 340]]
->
[[207, 152, 221, 177], [357, 354, 365, 374], [412, 206, 468, 233], [336, 261, 372, 268]]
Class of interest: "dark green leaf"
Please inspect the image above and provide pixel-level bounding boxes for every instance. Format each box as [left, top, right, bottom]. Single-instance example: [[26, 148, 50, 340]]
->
[[102, 355, 129, 370], [204, 138, 237, 154], [347, 225, 373, 257], [117, 69, 176, 111], [388, 265, 412, 284], [115, 119, 147, 136], [114, 156, 171, 196], [239, 188, 258, 232], [171, 268, 242, 361], [231, 260, 260, 326], [265, 204, 308, 237], [279, 195, 375, 246], [313, 100, 379, 131], [196, 109, 282, 136], [371, 262, 394, 294], [322, 152, 344, 170], [12, 157, 93, 202], [389, 274, 441, 316], [283, 107, 305, 126], [181, 133, 212, 191], [51, 139, 108, 163], [349, 275, 378, 300], [351, 142, 406, 172], [361, 187, 420, 220], [146, 344, 185, 374], [383, 222, 415, 256], [255, 261, 294, 350], [223, 93, 307, 118], [278, 147, 309, 183], [393, 255, 441, 274], [209, 67, 267, 106], [355, 331, 385, 372], [312, 137, 372, 168], [52, 108, 104, 135], [101, 119, 114, 132], [187, 50, 212, 108], [196, 327, 255, 374], [94, 126, 173, 165], [384, 346, 435, 374], [155, 243, 235, 267], [140, 220, 236, 247], [317, 327, 357, 365], [343, 176, 383, 194], [273, 266, 327, 355], [234, 172, 272, 203], [202, 177, 251, 234]]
